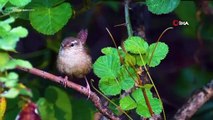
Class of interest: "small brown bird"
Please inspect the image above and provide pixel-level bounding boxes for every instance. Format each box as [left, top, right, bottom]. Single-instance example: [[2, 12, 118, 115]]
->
[[57, 29, 92, 96]]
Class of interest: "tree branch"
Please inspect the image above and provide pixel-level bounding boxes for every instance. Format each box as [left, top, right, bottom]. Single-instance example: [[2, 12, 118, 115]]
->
[[124, 0, 133, 37], [173, 79, 213, 120], [16, 66, 119, 120]]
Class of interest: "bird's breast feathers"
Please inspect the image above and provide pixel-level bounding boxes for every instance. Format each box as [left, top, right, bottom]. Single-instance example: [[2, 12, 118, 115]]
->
[[57, 49, 92, 78]]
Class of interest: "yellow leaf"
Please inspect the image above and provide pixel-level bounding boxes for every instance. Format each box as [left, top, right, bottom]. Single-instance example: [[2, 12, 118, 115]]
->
[[0, 97, 6, 120]]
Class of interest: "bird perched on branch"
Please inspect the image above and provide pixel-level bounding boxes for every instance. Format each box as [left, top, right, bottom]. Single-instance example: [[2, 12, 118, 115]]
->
[[57, 29, 92, 97]]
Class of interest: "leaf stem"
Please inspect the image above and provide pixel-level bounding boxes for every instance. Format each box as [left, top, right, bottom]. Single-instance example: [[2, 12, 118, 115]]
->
[[148, 27, 173, 65], [105, 28, 118, 48], [142, 88, 154, 115]]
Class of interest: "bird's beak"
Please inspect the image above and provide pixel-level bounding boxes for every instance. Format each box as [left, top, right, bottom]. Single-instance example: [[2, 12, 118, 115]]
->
[[61, 43, 65, 48]]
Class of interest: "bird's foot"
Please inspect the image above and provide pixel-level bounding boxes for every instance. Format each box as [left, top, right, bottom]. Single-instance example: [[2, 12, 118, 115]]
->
[[60, 76, 68, 88], [84, 76, 91, 99]]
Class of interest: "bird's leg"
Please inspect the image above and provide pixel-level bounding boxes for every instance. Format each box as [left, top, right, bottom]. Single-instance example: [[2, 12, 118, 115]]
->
[[84, 76, 91, 99], [60, 76, 68, 88]]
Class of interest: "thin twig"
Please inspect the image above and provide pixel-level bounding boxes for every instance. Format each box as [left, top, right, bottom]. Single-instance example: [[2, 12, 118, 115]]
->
[[16, 66, 119, 120], [173, 79, 213, 120]]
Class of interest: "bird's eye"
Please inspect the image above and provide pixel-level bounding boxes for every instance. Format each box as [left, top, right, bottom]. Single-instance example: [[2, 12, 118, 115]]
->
[[70, 43, 74, 47]]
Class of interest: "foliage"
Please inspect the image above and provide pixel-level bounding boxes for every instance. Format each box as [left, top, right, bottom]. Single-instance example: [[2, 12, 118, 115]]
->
[[0, 1, 32, 119], [146, 0, 180, 15], [37, 86, 72, 120], [93, 36, 168, 118], [0, 0, 72, 35], [132, 88, 162, 118], [146, 42, 169, 67], [124, 36, 148, 54], [9, 0, 31, 7], [0, 16, 32, 100], [29, 2, 72, 35], [0, 0, 73, 119], [0, 17, 28, 51]]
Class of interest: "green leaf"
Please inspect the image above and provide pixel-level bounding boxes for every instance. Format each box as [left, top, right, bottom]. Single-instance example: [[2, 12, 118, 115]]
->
[[0, 59, 32, 71], [101, 47, 117, 55], [8, 72, 18, 80], [37, 98, 57, 120], [150, 98, 162, 115], [0, 17, 14, 31], [28, 0, 65, 7], [118, 66, 136, 90], [5, 79, 17, 88], [10, 26, 28, 38], [19, 88, 33, 97], [99, 78, 121, 96], [0, 77, 7, 82], [131, 88, 151, 118], [146, 42, 169, 67], [1, 59, 17, 71], [0, 36, 18, 51], [120, 95, 137, 110], [29, 3, 72, 35], [132, 89, 144, 104], [141, 84, 153, 89], [101, 47, 125, 59], [0, 0, 8, 10], [0, 17, 28, 51], [124, 36, 148, 54], [132, 88, 162, 118], [0, 88, 19, 98], [146, 0, 180, 15], [0, 52, 9, 68], [136, 103, 151, 118], [135, 54, 147, 66], [13, 59, 32, 68], [46, 0, 65, 7], [45, 86, 72, 120], [93, 54, 120, 79], [9, 0, 31, 7], [71, 97, 95, 120], [124, 53, 136, 66], [5, 72, 18, 87]]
